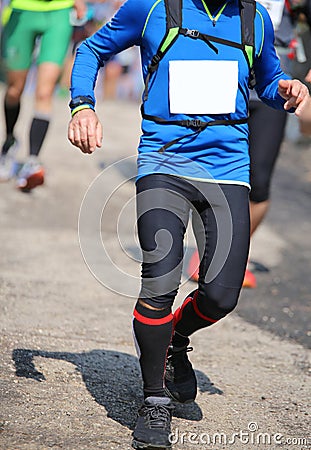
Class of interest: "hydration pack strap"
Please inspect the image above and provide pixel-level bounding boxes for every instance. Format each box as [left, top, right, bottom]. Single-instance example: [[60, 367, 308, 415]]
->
[[240, 0, 256, 87], [141, 105, 248, 153], [179, 28, 219, 53], [143, 0, 182, 101], [143, 0, 256, 101]]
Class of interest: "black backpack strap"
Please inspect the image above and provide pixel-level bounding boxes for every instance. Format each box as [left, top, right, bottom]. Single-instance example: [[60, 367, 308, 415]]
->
[[141, 0, 253, 152], [179, 28, 219, 53], [240, 0, 256, 88], [143, 0, 183, 101], [141, 105, 248, 153], [165, 0, 182, 28]]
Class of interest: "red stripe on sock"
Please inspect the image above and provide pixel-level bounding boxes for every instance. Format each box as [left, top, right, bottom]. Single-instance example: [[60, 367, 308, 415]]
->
[[193, 293, 218, 323], [133, 309, 173, 326], [173, 294, 194, 327]]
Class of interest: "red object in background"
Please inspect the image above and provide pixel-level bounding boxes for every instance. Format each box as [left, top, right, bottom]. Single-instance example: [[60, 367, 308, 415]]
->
[[187, 249, 257, 288], [242, 268, 257, 288], [287, 39, 298, 60], [187, 250, 200, 282]]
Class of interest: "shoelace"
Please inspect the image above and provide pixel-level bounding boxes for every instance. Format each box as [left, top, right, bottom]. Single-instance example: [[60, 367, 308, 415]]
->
[[168, 346, 193, 359], [167, 346, 193, 371], [142, 404, 172, 429], [178, 346, 193, 354]]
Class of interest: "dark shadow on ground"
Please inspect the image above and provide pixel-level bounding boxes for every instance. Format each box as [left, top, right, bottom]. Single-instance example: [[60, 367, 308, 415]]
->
[[12, 348, 222, 429]]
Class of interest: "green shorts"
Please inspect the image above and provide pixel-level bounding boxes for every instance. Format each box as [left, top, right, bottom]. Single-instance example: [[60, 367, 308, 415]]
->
[[2, 8, 73, 70]]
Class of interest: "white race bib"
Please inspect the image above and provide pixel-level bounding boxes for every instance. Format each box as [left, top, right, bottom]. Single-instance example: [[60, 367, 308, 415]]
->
[[257, 0, 285, 30], [169, 60, 238, 115]]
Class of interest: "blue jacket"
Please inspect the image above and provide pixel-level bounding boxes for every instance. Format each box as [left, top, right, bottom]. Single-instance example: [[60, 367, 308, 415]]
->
[[71, 0, 291, 185]]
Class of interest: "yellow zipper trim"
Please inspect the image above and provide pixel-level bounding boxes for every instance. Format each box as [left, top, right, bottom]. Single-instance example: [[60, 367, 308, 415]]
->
[[201, 0, 228, 26]]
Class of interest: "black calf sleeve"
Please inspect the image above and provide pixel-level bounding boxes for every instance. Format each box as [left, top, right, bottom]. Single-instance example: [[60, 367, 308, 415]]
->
[[3, 101, 20, 151], [29, 117, 50, 157], [133, 302, 173, 398], [173, 290, 219, 340]]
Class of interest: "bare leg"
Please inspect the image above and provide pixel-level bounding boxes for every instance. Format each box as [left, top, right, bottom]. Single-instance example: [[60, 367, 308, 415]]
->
[[58, 53, 74, 94], [249, 200, 270, 236], [103, 61, 122, 100], [5, 69, 28, 105], [35, 62, 62, 114], [15, 62, 62, 190], [0, 70, 29, 179]]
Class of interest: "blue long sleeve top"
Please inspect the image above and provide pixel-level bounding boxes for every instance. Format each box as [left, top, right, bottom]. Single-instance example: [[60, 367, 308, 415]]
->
[[71, 0, 291, 185]]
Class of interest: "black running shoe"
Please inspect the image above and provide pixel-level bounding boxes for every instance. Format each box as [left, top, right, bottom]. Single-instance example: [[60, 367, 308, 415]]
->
[[132, 397, 173, 449], [164, 345, 197, 403], [0, 136, 18, 181]]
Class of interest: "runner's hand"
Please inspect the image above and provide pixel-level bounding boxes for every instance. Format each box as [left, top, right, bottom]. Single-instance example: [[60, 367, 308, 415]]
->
[[68, 109, 103, 154], [305, 69, 311, 84], [278, 79, 309, 115], [73, 0, 87, 20]]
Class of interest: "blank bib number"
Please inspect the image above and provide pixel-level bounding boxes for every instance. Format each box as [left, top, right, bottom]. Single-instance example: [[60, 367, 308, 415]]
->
[[169, 60, 238, 115]]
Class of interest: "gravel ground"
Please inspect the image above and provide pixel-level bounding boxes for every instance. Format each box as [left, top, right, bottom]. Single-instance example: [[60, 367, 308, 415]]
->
[[0, 89, 310, 449]]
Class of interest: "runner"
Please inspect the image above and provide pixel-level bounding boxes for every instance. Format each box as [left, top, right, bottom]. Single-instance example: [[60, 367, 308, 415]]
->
[[187, 0, 311, 288], [245, 0, 311, 287], [67, 0, 309, 448], [0, 0, 86, 191]]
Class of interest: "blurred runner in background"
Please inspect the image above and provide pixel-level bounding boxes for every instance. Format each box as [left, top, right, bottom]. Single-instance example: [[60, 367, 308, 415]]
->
[[245, 0, 311, 287], [59, 0, 142, 101], [298, 94, 311, 132], [98, 0, 141, 100], [187, 0, 311, 288], [0, 0, 86, 191]]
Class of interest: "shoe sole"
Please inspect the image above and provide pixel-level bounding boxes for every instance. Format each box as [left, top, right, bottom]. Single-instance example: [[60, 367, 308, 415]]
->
[[17, 170, 44, 192], [132, 439, 172, 449]]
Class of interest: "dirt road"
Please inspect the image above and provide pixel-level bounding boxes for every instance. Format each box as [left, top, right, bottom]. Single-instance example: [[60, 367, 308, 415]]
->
[[0, 90, 310, 449]]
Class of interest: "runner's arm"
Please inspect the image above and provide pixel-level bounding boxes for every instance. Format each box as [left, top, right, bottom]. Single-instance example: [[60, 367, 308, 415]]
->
[[69, 0, 148, 153], [253, 4, 292, 109], [70, 0, 147, 104]]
